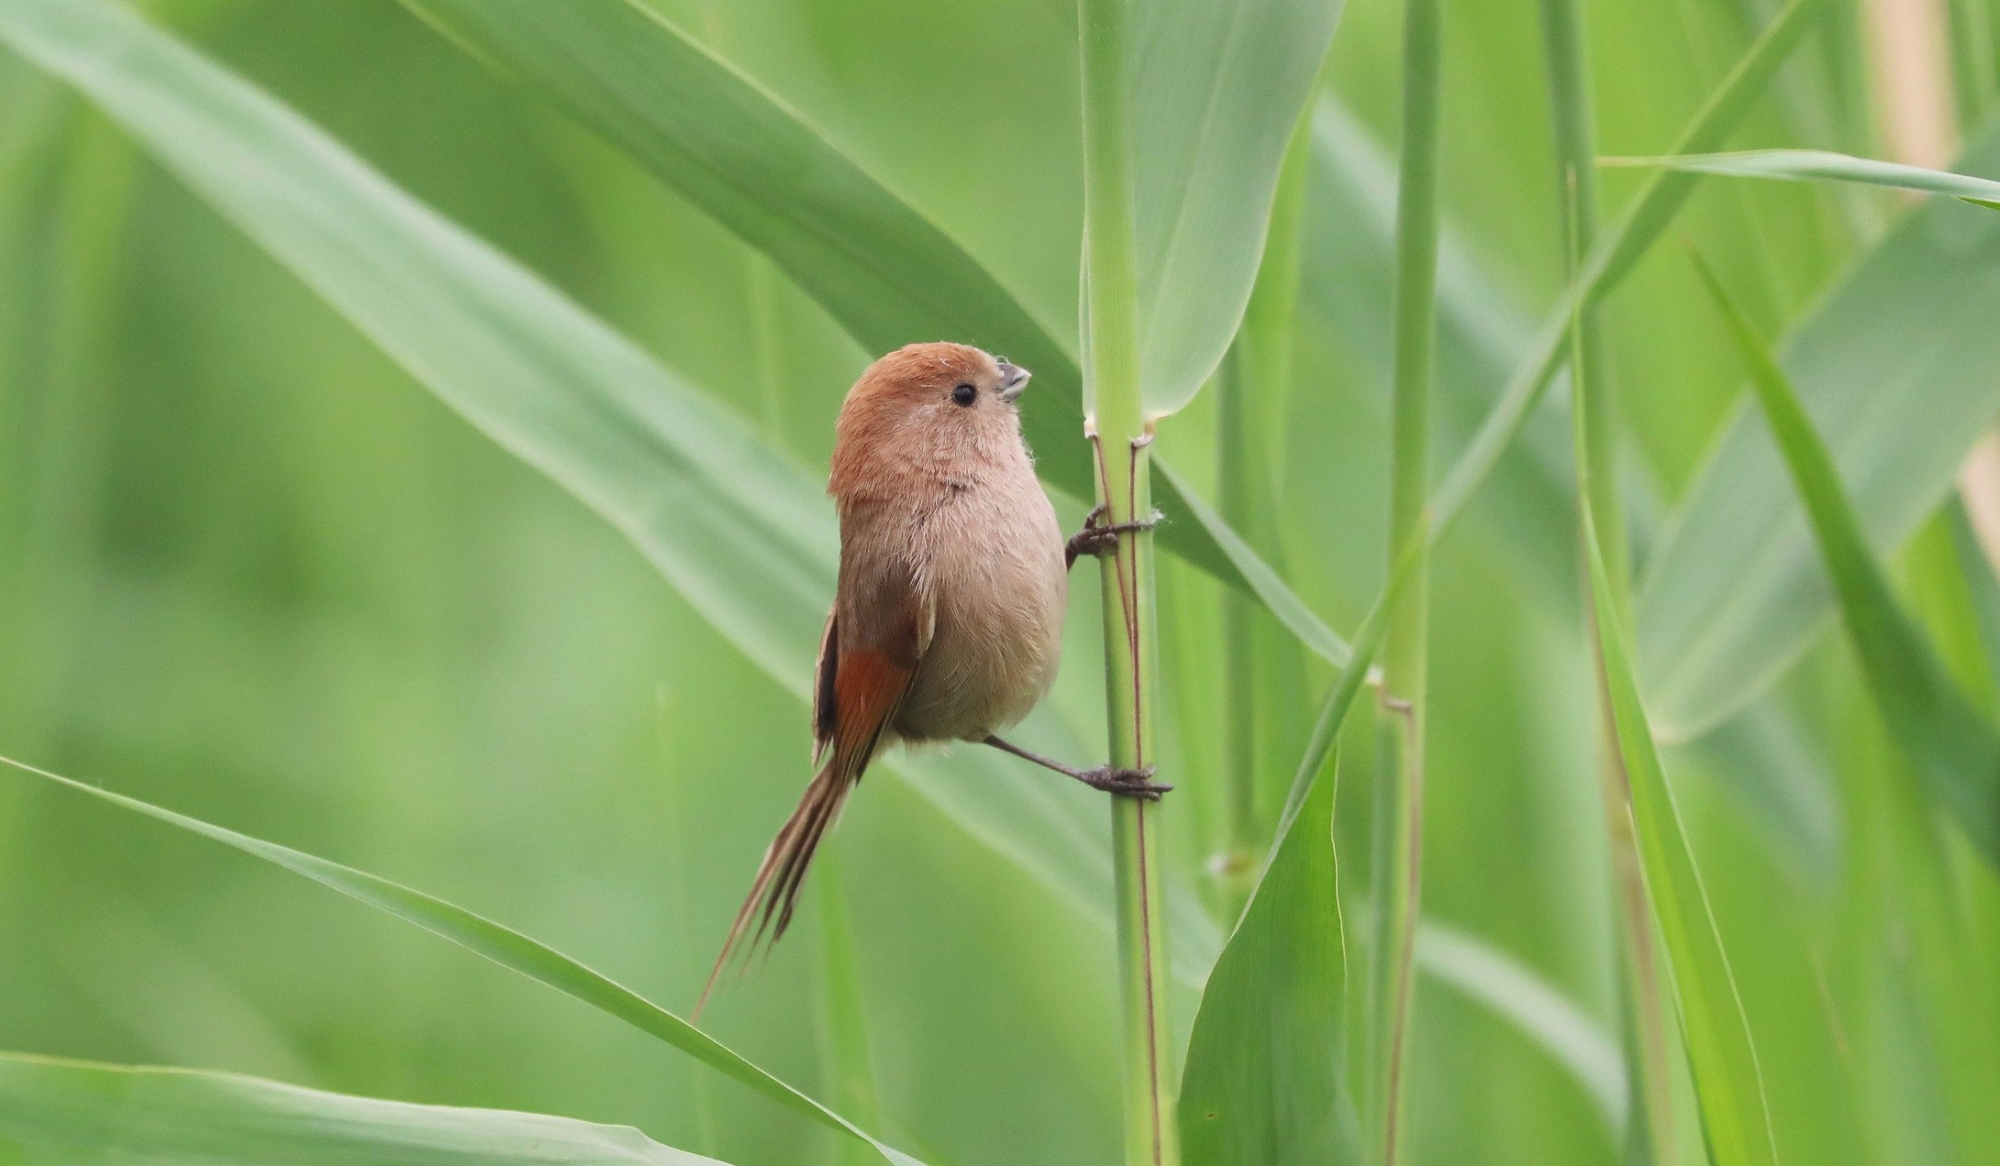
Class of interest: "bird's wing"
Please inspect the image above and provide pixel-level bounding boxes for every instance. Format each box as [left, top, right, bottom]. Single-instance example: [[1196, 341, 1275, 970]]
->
[[697, 550, 932, 1018], [811, 608, 838, 766]]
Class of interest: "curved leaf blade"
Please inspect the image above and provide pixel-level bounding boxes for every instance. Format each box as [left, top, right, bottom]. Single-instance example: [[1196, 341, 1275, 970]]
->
[[0, 1052, 730, 1165], [1690, 250, 2000, 866], [1128, 0, 1343, 414], [402, 0, 1087, 484], [0, 0, 835, 690], [0, 756, 923, 1166], [1178, 746, 1349, 1165], [1585, 529, 1778, 1166], [1157, 460, 1350, 666], [1636, 125, 2000, 738], [1607, 149, 2000, 209]]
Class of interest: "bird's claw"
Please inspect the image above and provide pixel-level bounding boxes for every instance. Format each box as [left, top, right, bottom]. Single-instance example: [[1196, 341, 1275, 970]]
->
[[1065, 506, 1163, 564], [1077, 765, 1172, 800]]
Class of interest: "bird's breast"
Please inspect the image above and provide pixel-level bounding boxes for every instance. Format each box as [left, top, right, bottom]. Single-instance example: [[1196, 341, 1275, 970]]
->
[[892, 465, 1066, 743]]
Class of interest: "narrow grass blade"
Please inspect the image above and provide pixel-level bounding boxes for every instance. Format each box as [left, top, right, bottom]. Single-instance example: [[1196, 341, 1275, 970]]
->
[[0, 1051, 730, 1164], [1945, 0, 1998, 130], [399, 0, 1329, 648], [1276, 535, 1422, 834], [1537, 0, 1623, 592], [0, 756, 924, 1166], [1606, 149, 2000, 209], [1581, 530, 1778, 1166], [1178, 746, 1348, 1166], [1689, 250, 2000, 866], [1430, 0, 1824, 533], [1158, 460, 1350, 667], [1215, 113, 1315, 907]]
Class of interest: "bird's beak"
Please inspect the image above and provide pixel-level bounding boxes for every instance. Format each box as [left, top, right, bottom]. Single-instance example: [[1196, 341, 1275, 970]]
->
[[997, 362, 1031, 403]]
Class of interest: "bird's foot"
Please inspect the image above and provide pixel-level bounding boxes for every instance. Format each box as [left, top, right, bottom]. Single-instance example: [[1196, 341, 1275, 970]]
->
[[1075, 764, 1172, 801], [981, 735, 1172, 800], [1066, 505, 1163, 566]]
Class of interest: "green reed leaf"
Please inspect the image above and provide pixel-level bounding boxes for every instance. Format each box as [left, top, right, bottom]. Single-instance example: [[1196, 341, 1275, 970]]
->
[[1581, 528, 1779, 1166], [1179, 750, 1348, 1166], [1637, 124, 2000, 737], [1606, 149, 2000, 209], [0, 1051, 730, 1165], [1689, 248, 2000, 867], [0, 756, 924, 1165]]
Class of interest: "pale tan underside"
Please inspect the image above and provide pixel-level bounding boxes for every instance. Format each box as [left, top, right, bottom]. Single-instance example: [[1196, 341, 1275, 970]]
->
[[890, 461, 1065, 742]]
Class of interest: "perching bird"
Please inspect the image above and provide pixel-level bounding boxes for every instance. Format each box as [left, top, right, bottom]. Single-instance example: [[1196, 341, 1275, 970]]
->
[[696, 342, 1165, 1016]]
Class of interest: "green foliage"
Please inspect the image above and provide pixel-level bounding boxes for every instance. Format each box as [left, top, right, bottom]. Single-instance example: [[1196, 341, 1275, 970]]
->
[[0, 1052, 731, 1165], [2, 0, 1998, 1163], [1691, 250, 2000, 865], [1611, 148, 2000, 208], [1638, 125, 2000, 738], [0, 754, 924, 1164], [402, 0, 1088, 492], [0, 0, 1233, 995], [1428, 0, 1827, 535], [1178, 753, 1347, 1165], [1121, 0, 1343, 415], [1576, 246, 1775, 1164], [1581, 523, 1778, 1166], [402, 0, 1333, 648]]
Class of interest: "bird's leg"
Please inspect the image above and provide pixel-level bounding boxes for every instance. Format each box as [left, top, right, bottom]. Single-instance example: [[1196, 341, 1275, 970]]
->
[[982, 735, 1172, 800], [1065, 504, 1163, 569]]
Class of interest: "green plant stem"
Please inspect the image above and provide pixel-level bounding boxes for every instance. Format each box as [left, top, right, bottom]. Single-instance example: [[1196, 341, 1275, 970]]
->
[[1215, 113, 1313, 918], [1371, 0, 1442, 1159], [1078, 1, 1178, 1164], [1537, 8, 1618, 598], [1535, 2, 1671, 1161]]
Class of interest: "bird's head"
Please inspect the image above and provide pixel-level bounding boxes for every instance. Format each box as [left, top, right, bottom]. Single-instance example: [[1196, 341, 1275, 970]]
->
[[832, 342, 1034, 491]]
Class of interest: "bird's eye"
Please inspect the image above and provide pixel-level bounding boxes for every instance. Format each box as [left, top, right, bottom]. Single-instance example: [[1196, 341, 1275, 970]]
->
[[951, 383, 977, 407]]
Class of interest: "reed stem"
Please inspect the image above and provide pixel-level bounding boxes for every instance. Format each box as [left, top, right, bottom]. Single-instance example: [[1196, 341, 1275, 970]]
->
[[1536, 2, 1674, 1160], [1079, 0, 1178, 1162], [1370, 0, 1442, 1160]]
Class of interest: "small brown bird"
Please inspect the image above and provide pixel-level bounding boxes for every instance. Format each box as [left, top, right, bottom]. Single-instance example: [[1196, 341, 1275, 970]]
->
[[696, 342, 1164, 1015]]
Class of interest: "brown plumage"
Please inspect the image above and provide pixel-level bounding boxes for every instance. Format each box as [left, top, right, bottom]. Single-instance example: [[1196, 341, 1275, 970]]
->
[[696, 342, 1068, 1016]]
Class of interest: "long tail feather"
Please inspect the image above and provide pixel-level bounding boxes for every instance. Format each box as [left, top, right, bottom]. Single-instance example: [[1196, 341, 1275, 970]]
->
[[693, 757, 858, 1020]]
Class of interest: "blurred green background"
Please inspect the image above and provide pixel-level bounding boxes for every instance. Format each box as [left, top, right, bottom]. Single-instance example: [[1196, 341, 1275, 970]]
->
[[3, 0, 1998, 1163]]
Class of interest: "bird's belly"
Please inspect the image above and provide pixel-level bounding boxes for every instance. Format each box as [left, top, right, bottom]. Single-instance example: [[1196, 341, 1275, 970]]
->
[[893, 488, 1066, 743]]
